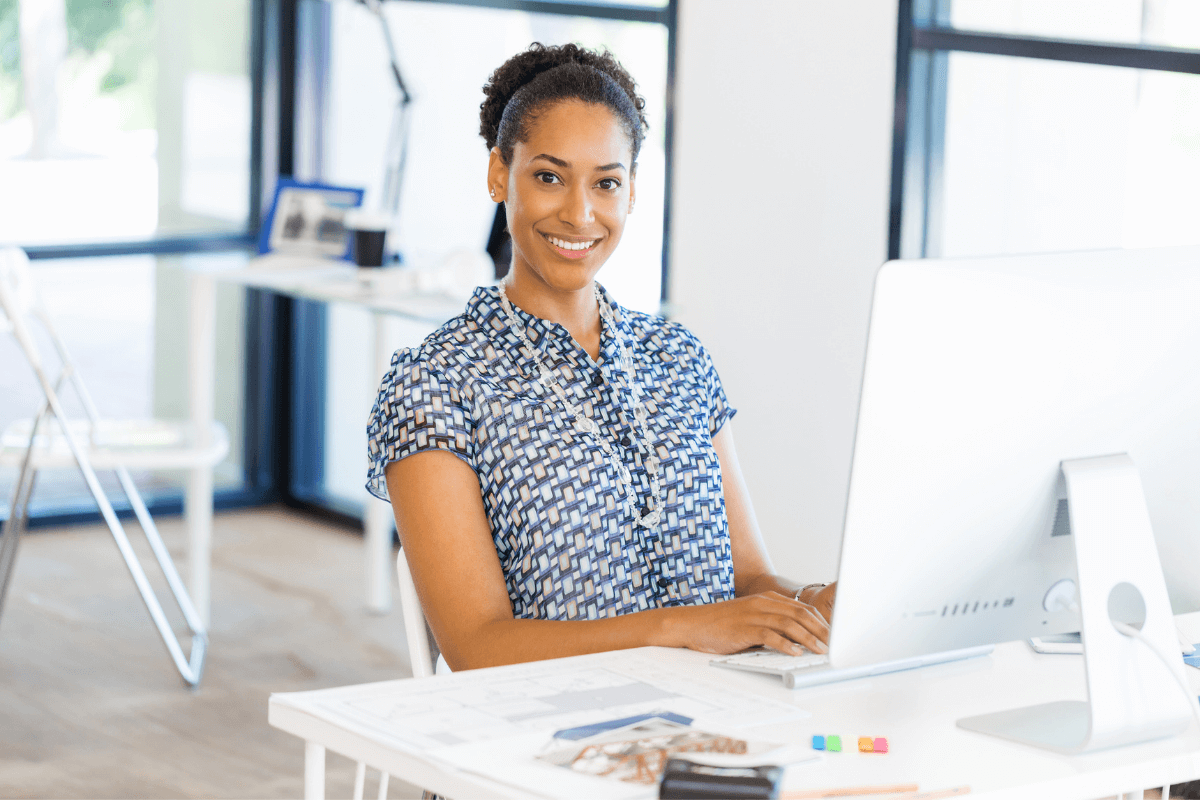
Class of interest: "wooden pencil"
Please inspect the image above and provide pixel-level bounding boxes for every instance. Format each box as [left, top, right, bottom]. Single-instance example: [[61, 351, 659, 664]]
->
[[782, 784, 921, 798], [896, 787, 971, 799]]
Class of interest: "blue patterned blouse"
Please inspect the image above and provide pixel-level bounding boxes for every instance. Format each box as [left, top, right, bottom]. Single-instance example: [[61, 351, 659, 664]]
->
[[366, 284, 737, 621]]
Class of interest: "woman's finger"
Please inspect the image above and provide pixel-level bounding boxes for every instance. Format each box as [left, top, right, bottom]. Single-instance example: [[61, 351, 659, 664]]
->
[[782, 598, 832, 643], [753, 610, 828, 654], [761, 629, 809, 657], [778, 614, 829, 654]]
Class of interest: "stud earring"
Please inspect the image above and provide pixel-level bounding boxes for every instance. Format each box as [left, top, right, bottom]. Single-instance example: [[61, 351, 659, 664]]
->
[[489, 188, 496, 198]]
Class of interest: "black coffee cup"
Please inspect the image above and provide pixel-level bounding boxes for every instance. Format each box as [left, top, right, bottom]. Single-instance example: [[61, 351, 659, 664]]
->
[[344, 210, 391, 267]]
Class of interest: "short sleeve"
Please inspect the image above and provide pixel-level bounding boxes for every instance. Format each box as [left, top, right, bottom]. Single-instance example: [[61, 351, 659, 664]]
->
[[366, 348, 475, 502], [696, 339, 737, 436]]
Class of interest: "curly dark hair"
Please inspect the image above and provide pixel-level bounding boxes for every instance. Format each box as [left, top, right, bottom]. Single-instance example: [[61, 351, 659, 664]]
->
[[479, 43, 648, 166]]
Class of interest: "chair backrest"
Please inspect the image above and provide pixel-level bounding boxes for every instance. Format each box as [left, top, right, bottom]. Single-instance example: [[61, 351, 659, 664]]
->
[[0, 247, 37, 336], [0, 246, 103, 428], [396, 548, 436, 678]]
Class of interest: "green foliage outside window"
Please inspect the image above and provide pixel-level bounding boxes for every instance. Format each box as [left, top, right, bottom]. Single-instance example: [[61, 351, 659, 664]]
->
[[0, 0, 154, 125]]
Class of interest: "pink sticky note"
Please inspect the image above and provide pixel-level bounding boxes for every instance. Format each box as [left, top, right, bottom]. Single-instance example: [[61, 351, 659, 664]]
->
[[873, 737, 888, 753]]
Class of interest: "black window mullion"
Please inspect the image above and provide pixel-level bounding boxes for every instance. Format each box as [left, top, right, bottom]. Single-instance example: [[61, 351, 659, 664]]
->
[[912, 27, 1200, 75]]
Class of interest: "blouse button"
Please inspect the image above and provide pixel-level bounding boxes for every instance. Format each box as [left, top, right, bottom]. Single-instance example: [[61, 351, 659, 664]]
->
[[657, 577, 669, 590], [592, 373, 604, 387], [621, 435, 631, 447]]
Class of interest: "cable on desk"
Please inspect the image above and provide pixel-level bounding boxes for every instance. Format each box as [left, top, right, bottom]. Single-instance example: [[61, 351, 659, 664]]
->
[[1112, 621, 1200, 730]]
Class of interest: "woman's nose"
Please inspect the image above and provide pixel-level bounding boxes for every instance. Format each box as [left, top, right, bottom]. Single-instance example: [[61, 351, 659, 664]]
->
[[559, 184, 594, 228]]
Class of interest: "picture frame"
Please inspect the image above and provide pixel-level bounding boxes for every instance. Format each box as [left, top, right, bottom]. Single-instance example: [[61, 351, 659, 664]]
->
[[258, 178, 366, 260]]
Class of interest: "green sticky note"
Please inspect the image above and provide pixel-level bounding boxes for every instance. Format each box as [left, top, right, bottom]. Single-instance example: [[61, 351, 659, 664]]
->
[[826, 735, 842, 752]]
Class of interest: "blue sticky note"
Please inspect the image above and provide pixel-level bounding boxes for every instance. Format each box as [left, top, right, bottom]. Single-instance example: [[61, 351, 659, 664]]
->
[[1184, 645, 1200, 670], [812, 734, 825, 750]]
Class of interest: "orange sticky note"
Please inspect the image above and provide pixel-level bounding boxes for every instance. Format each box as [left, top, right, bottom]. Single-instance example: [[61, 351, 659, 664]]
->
[[858, 736, 874, 752]]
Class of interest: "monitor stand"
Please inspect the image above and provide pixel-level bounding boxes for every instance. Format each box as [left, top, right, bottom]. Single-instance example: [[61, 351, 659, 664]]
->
[[957, 453, 1191, 754]]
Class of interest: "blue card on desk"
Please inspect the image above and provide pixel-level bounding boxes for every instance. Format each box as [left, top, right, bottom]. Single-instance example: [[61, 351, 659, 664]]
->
[[553, 711, 693, 740], [1184, 645, 1200, 670]]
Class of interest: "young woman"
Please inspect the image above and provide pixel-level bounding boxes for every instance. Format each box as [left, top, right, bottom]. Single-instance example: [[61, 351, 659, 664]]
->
[[367, 43, 836, 671]]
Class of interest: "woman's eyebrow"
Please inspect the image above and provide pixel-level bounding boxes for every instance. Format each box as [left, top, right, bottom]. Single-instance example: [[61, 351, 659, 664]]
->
[[533, 153, 570, 168], [532, 154, 627, 172]]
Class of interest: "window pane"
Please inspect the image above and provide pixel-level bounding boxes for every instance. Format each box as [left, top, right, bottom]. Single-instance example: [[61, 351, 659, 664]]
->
[[0, 0, 252, 247], [947, 0, 1200, 49], [937, 51, 1200, 258], [0, 253, 249, 518]]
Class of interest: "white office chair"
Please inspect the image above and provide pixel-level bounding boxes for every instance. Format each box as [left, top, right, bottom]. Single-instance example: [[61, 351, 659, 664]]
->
[[0, 247, 227, 687], [350, 547, 437, 800]]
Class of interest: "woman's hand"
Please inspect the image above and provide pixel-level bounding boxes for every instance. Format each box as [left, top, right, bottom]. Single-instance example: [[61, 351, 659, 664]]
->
[[662, 591, 831, 656]]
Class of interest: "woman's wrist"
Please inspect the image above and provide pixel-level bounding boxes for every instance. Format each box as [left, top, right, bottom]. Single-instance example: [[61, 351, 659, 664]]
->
[[794, 583, 829, 604], [649, 605, 690, 649]]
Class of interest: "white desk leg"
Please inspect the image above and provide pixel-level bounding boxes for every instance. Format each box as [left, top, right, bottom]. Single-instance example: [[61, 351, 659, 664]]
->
[[187, 271, 217, 628], [365, 313, 394, 614], [304, 741, 326, 800], [1120, 791, 1145, 800]]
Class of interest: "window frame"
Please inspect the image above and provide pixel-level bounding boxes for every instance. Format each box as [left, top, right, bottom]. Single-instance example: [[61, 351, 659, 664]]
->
[[889, 0, 1200, 261]]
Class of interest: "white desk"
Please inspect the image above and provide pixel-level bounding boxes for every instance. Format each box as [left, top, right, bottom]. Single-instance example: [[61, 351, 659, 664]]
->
[[188, 254, 463, 622], [269, 612, 1200, 800]]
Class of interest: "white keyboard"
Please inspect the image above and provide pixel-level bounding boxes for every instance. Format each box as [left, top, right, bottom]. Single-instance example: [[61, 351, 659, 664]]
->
[[710, 648, 830, 677], [711, 644, 994, 689]]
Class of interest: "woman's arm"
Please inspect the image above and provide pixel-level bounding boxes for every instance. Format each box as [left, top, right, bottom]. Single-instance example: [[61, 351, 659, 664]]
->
[[386, 449, 831, 671], [714, 422, 837, 626]]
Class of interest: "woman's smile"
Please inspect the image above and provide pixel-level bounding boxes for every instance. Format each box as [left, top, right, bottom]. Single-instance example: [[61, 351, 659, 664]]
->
[[543, 233, 601, 259]]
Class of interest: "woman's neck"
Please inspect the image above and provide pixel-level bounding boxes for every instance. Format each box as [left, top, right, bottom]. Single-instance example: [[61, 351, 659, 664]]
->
[[503, 271, 602, 362]]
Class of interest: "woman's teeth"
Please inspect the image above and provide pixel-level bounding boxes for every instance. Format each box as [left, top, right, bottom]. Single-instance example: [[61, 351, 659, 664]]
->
[[547, 236, 596, 251]]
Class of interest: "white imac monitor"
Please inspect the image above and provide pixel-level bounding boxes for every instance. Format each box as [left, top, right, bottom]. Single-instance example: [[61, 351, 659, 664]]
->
[[828, 245, 1200, 675]]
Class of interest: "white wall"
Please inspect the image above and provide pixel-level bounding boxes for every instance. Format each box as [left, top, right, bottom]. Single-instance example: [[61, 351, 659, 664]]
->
[[670, 0, 899, 581]]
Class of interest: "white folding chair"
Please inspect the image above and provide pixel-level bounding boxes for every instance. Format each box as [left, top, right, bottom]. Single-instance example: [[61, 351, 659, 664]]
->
[[350, 547, 437, 800], [0, 247, 226, 687]]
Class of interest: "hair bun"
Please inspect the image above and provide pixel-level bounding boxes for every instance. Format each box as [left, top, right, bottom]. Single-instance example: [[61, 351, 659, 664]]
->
[[480, 43, 647, 161]]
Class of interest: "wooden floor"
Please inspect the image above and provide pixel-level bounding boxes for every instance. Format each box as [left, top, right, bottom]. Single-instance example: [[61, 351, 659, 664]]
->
[[0, 506, 422, 799]]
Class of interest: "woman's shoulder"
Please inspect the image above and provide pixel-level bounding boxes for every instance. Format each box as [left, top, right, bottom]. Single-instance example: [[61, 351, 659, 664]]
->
[[391, 301, 494, 375], [620, 304, 709, 358]]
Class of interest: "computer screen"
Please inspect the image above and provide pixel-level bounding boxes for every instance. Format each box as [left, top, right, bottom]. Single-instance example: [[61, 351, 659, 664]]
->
[[828, 245, 1200, 669]]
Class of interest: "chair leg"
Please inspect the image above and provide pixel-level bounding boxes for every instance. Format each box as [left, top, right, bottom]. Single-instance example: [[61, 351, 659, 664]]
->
[[0, 405, 48, 625], [35, 389, 209, 687], [185, 465, 213, 628], [0, 464, 38, 624], [114, 465, 208, 682], [352, 762, 366, 800]]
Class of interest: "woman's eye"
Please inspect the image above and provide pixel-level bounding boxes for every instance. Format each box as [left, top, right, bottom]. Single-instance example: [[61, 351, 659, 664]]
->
[[597, 178, 621, 191], [535, 171, 561, 185]]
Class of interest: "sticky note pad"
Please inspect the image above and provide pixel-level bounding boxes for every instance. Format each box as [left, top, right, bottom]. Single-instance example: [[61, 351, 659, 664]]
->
[[812, 735, 825, 750], [873, 737, 889, 753], [858, 737, 874, 753], [826, 735, 842, 752]]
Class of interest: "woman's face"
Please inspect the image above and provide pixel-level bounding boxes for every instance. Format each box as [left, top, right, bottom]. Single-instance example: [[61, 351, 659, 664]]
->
[[489, 100, 635, 294]]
